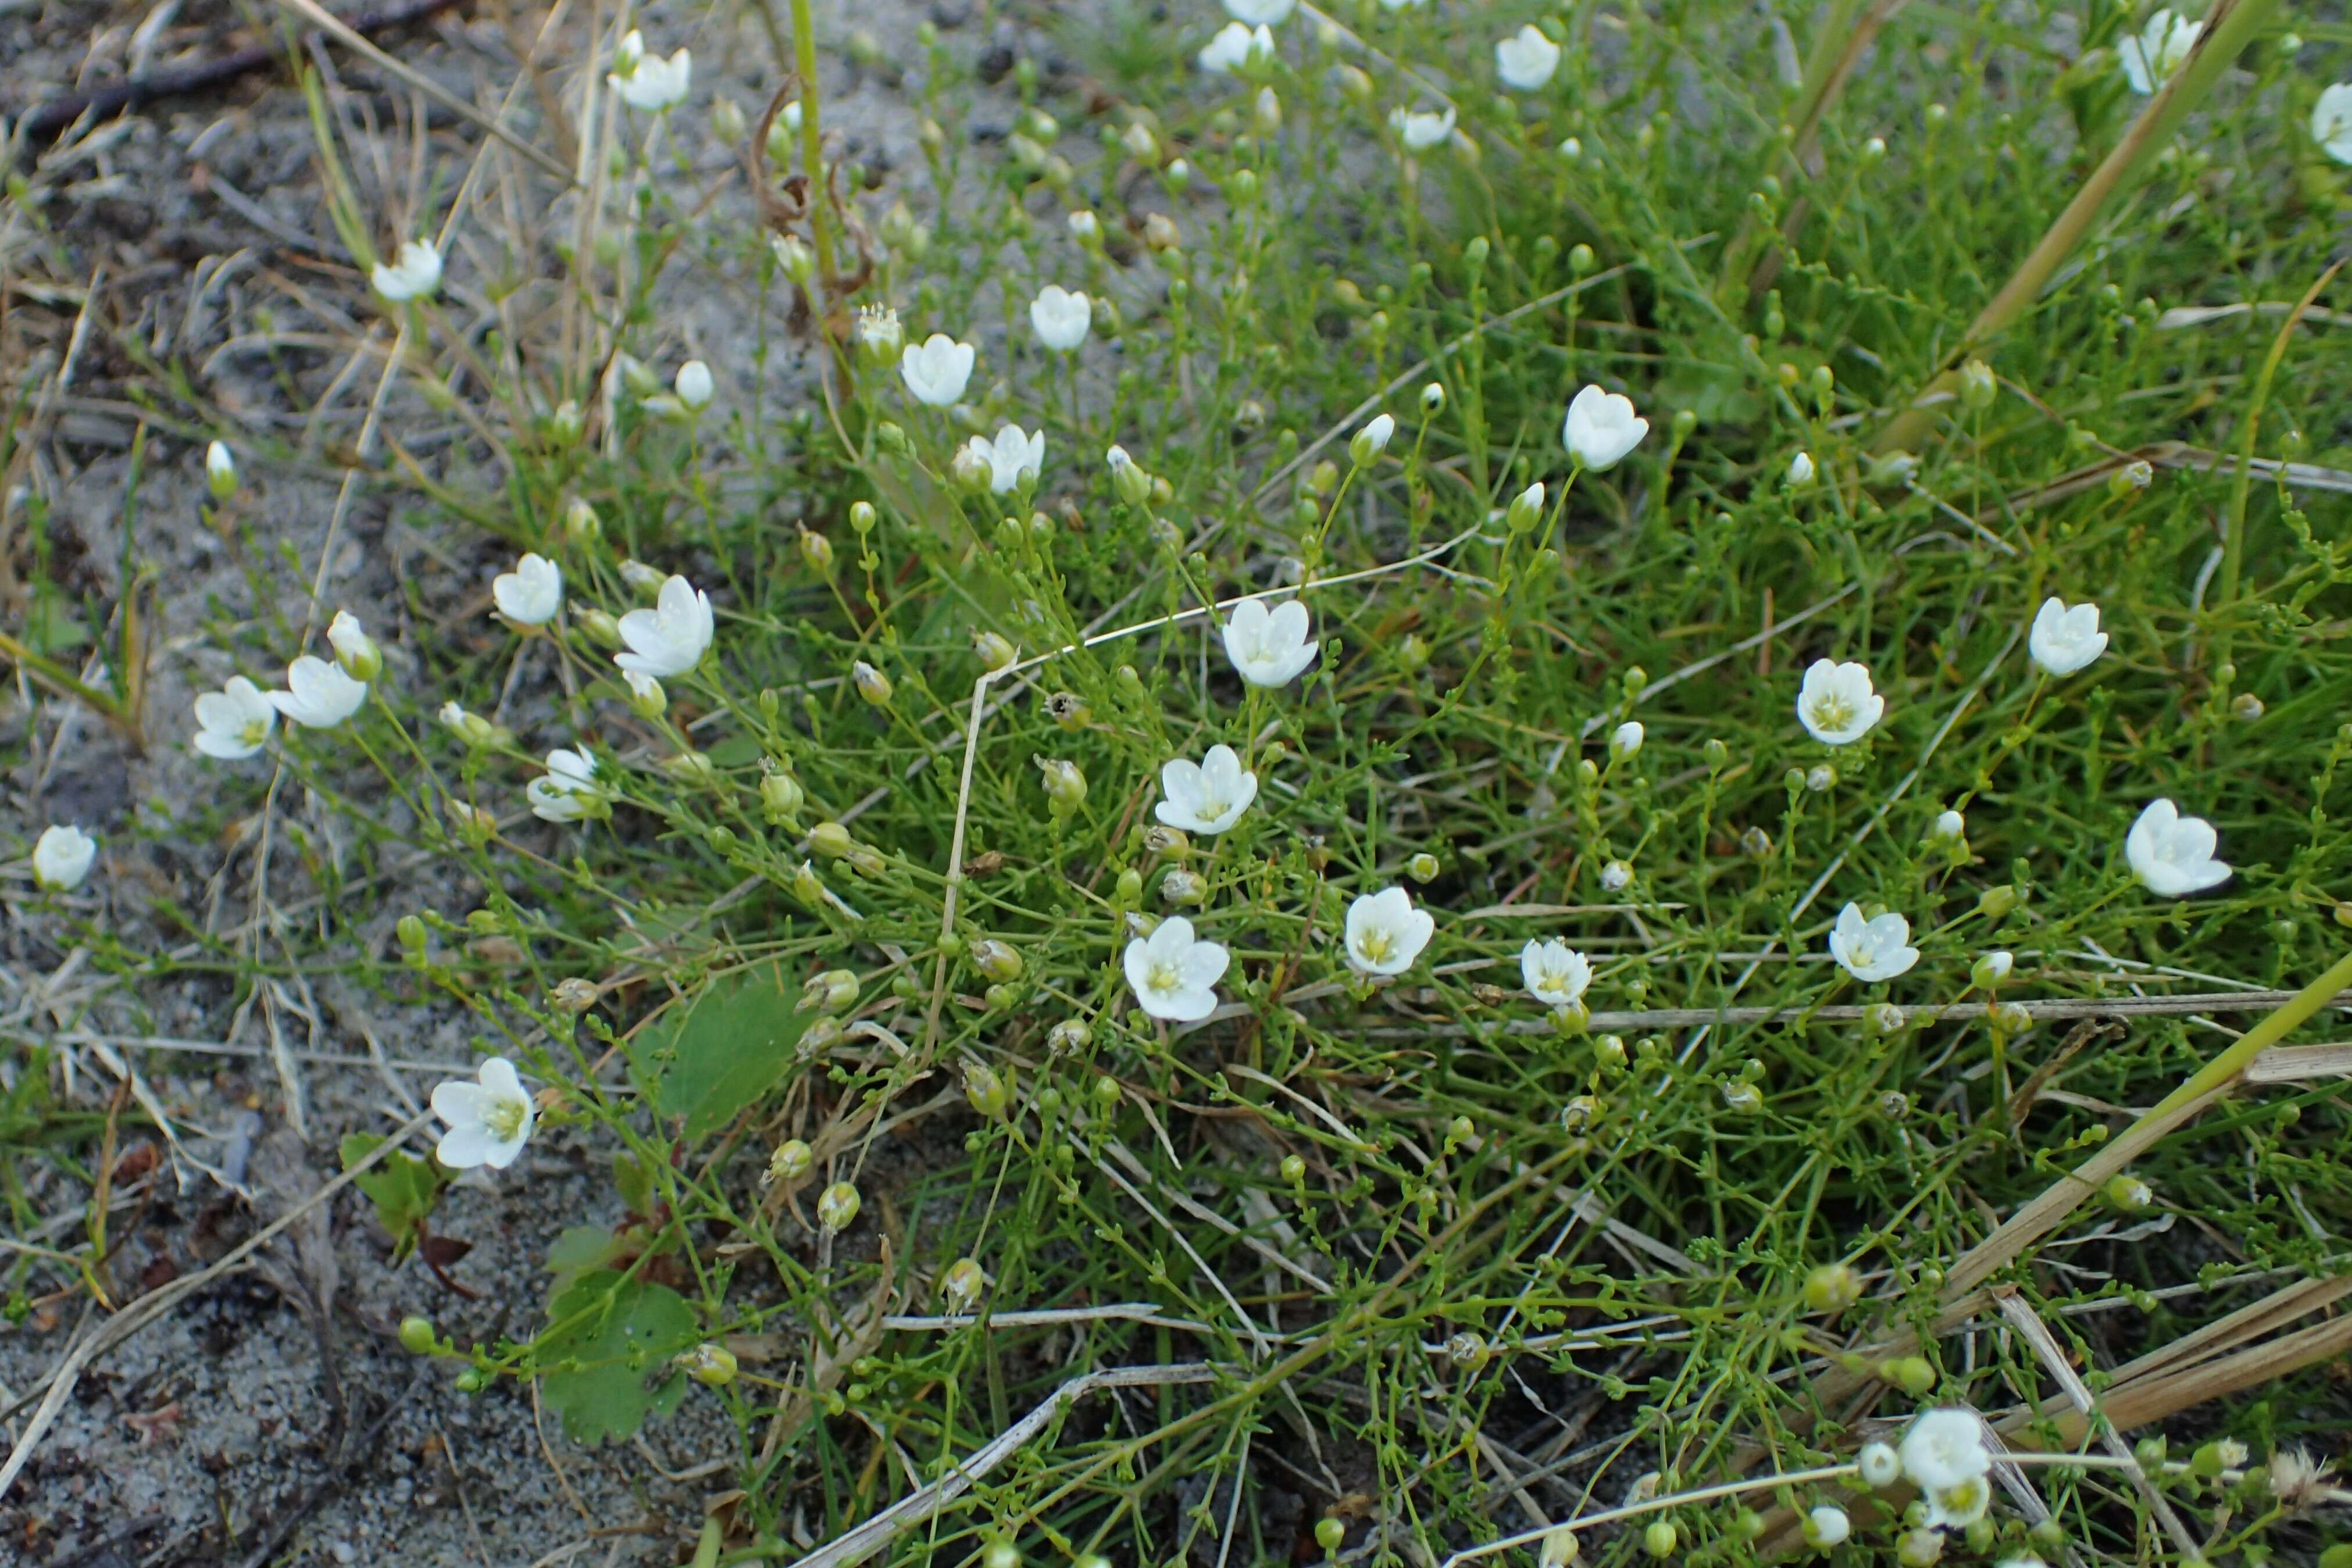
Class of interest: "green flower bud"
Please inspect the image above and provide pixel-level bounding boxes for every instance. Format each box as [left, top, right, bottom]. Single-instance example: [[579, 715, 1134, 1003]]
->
[[852, 660, 894, 705], [1280, 1153, 1307, 1183], [962, 1060, 1009, 1117], [817, 1180, 862, 1233], [1643, 1520, 1677, 1559], [1804, 1262, 1862, 1313], [679, 1341, 738, 1386], [765, 1138, 812, 1185], [810, 821, 856, 859], [971, 940, 1024, 983], [2104, 1173, 2153, 1212], [973, 630, 1018, 671], [398, 1315, 437, 1354], [799, 528, 836, 575], [1315, 1519, 1347, 1554], [761, 769, 805, 824], [1958, 358, 1997, 410], [1037, 756, 1087, 816]]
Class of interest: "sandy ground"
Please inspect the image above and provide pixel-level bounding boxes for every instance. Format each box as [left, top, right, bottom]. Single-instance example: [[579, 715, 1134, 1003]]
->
[[0, 0, 1063, 1560]]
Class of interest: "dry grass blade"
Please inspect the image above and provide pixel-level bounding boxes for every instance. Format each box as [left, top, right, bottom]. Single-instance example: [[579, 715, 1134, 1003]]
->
[[2244, 1042, 2352, 1082], [1991, 1286, 2200, 1557], [793, 1363, 1224, 1568]]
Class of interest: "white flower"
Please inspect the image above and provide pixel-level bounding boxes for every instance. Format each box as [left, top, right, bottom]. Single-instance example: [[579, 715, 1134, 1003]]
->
[[2125, 798, 2230, 896], [205, 440, 237, 499], [1898, 1408, 1991, 1495], [1562, 384, 1648, 471], [371, 238, 442, 302], [1520, 938, 1591, 1008], [966, 425, 1046, 494], [2028, 596, 2107, 676], [1495, 24, 1561, 90], [493, 553, 563, 625], [900, 333, 976, 406], [615, 574, 715, 678], [857, 305, 905, 363], [1352, 412, 1396, 463], [1156, 745, 1259, 834], [1805, 1506, 1851, 1548], [2118, 9, 2199, 94], [1827, 902, 1918, 983], [1796, 658, 1885, 745], [1787, 450, 1816, 486], [1221, 598, 1319, 688], [1611, 720, 1644, 762], [609, 30, 691, 111], [1344, 886, 1434, 977], [194, 676, 277, 759], [1123, 915, 1230, 1021], [32, 824, 96, 891], [2314, 83, 2352, 163], [1030, 285, 1093, 351], [270, 655, 368, 728], [1923, 1476, 1993, 1531], [1389, 106, 1457, 151], [326, 610, 381, 680], [527, 748, 606, 822], [1200, 21, 1275, 73], [674, 359, 713, 410], [1857, 1441, 1900, 1488], [1222, 0, 1293, 23], [431, 1057, 536, 1169], [1930, 808, 1965, 841]]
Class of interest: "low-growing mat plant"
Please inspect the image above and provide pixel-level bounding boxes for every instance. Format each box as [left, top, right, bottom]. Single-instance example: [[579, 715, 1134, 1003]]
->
[[8, 0, 2352, 1559]]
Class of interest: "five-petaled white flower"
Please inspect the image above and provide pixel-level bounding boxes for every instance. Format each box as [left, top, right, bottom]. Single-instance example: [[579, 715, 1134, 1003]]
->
[[900, 333, 976, 406], [1562, 384, 1648, 471], [527, 748, 607, 823], [271, 655, 368, 728], [32, 824, 96, 891], [2125, 798, 2230, 896], [1222, 0, 1293, 23], [2118, 9, 2199, 94], [2314, 83, 2352, 163], [1222, 598, 1320, 688], [966, 425, 1046, 494], [1900, 1408, 1991, 1494], [431, 1057, 537, 1169], [1345, 886, 1434, 977], [372, 238, 442, 302], [1199, 21, 1276, 73], [1827, 902, 1918, 983], [494, 553, 563, 626], [674, 360, 713, 410], [615, 574, 714, 678], [1123, 915, 1230, 1021], [194, 676, 277, 759], [1030, 285, 1093, 351], [2028, 596, 2107, 677], [1156, 744, 1259, 835], [1520, 938, 1591, 1008], [1797, 658, 1885, 745], [609, 30, 691, 111], [1389, 106, 1457, 151], [1496, 25, 1561, 90]]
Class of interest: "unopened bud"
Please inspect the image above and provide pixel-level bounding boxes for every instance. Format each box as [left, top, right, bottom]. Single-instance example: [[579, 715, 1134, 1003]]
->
[[765, 1138, 813, 1185], [810, 821, 856, 859], [1803, 1262, 1863, 1313], [1038, 756, 1087, 816], [2104, 1173, 2153, 1212], [971, 940, 1023, 983], [760, 769, 805, 823], [679, 1342, 738, 1386], [1161, 867, 1207, 905], [206, 441, 239, 501], [327, 611, 382, 682], [398, 1315, 436, 1354], [852, 660, 894, 705], [817, 1180, 862, 1233], [1610, 721, 1644, 762], [1958, 358, 1997, 410], [1349, 412, 1396, 467], [944, 1256, 986, 1308], [802, 969, 858, 1013], [1971, 951, 2012, 989], [973, 630, 1018, 670]]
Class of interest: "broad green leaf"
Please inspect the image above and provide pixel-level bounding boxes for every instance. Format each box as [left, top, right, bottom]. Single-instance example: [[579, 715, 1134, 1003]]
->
[[627, 962, 809, 1141], [538, 1270, 699, 1445], [545, 1223, 622, 1295], [340, 1134, 444, 1263]]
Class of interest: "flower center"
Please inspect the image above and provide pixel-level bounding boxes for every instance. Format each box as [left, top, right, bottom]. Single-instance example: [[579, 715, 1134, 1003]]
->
[[1809, 693, 1855, 731], [1146, 959, 1183, 994], [1537, 963, 1571, 992], [1848, 937, 1876, 966], [1357, 929, 1394, 963], [240, 717, 269, 745], [484, 1096, 527, 1140]]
